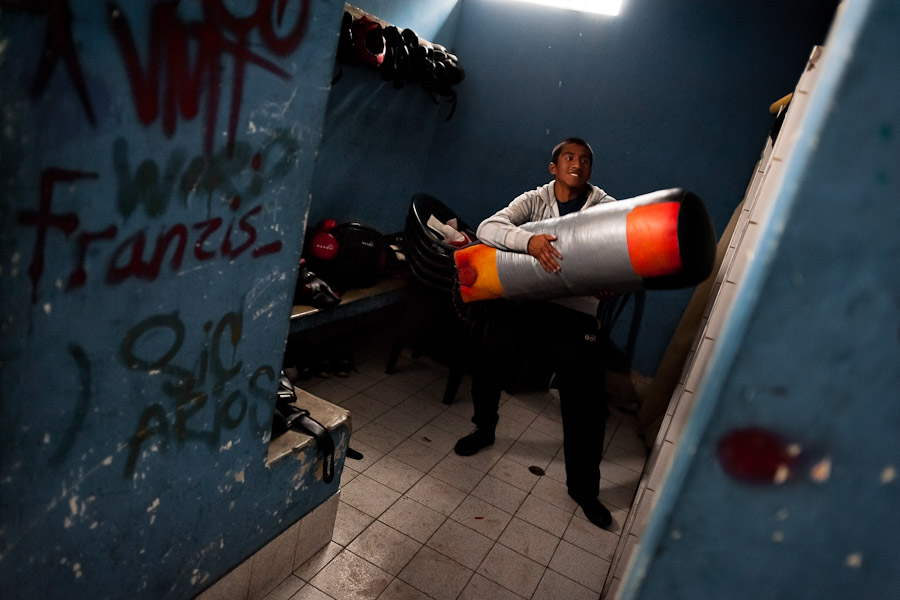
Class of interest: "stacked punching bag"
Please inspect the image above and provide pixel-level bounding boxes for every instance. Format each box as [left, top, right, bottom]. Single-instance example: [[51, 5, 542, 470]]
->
[[454, 189, 717, 303]]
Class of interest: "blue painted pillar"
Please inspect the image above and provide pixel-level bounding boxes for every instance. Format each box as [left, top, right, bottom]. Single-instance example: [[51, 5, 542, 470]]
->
[[620, 0, 900, 598], [0, 1, 345, 598]]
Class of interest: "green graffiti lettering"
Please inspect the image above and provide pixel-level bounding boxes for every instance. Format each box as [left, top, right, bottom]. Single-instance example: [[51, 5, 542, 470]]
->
[[113, 137, 187, 219]]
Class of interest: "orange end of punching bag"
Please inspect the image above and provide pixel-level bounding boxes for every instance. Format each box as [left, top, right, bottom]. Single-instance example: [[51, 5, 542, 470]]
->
[[454, 244, 503, 302], [626, 202, 683, 278]]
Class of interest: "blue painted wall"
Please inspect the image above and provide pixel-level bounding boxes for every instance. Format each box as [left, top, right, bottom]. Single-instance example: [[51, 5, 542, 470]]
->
[[623, 0, 900, 597], [308, 0, 837, 376], [0, 0, 853, 597], [0, 1, 347, 598], [424, 0, 838, 375], [306, 0, 462, 232]]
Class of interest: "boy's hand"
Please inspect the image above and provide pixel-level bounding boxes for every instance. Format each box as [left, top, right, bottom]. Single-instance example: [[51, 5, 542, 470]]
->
[[528, 234, 562, 273]]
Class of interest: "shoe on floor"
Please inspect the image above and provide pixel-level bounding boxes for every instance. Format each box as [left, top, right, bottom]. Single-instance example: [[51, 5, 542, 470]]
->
[[454, 429, 495, 456], [316, 358, 332, 378], [568, 491, 613, 529], [332, 352, 354, 377]]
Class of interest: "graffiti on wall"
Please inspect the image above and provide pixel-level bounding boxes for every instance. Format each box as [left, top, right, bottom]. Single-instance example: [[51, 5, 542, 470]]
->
[[108, 0, 311, 156], [16, 132, 298, 305], [121, 310, 276, 476], [113, 131, 299, 219], [13, 0, 312, 156], [23, 0, 98, 124], [4, 1, 318, 475]]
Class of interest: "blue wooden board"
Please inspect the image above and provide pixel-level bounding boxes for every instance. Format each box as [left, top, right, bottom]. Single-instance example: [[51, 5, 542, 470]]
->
[[0, 2, 346, 598]]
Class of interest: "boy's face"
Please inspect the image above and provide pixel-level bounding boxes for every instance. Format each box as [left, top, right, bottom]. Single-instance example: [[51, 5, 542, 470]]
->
[[549, 143, 593, 190]]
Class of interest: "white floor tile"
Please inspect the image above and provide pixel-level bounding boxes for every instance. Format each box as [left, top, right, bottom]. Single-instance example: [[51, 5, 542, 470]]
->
[[259, 574, 303, 600], [372, 407, 428, 437], [470, 474, 528, 515], [563, 513, 621, 561], [529, 475, 579, 513], [378, 496, 446, 543], [309, 550, 393, 600], [294, 541, 342, 582], [428, 455, 487, 494], [331, 501, 374, 547], [518, 426, 564, 457], [528, 413, 564, 441], [389, 438, 445, 472], [361, 455, 425, 494], [351, 422, 409, 454], [487, 456, 542, 493], [341, 392, 393, 422], [458, 573, 527, 600], [347, 520, 422, 575], [410, 422, 461, 455], [405, 474, 468, 516], [449, 495, 513, 541], [515, 494, 573, 538], [340, 474, 402, 518], [398, 546, 474, 600], [477, 544, 545, 599], [505, 437, 555, 473], [497, 400, 541, 427], [395, 395, 446, 422], [497, 517, 561, 566], [426, 518, 495, 571], [376, 578, 433, 600], [342, 439, 384, 472], [288, 582, 333, 600], [597, 479, 639, 512], [548, 540, 610, 593], [532, 569, 597, 600], [268, 337, 649, 600]]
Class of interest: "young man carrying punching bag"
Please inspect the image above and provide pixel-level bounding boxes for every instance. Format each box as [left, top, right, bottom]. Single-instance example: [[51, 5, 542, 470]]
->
[[454, 137, 620, 529]]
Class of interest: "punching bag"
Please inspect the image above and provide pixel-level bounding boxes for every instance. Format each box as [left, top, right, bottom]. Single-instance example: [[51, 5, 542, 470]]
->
[[454, 188, 716, 303]]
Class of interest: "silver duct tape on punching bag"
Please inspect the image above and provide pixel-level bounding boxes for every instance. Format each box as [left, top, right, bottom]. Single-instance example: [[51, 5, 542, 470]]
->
[[454, 188, 717, 303]]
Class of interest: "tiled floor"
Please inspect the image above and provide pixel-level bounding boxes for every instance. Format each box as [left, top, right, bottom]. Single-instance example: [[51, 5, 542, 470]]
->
[[267, 325, 648, 600]]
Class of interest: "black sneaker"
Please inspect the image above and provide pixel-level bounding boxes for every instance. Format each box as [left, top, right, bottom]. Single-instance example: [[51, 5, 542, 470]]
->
[[568, 491, 613, 529], [454, 429, 495, 456]]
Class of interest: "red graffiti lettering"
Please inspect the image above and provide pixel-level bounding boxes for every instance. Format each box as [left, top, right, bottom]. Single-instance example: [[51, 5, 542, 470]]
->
[[223, 204, 259, 259], [18, 168, 96, 303], [108, 0, 311, 157], [106, 204, 282, 284], [102, 203, 277, 284], [193, 217, 223, 261], [148, 223, 189, 277], [18, 167, 282, 302], [107, 230, 149, 284], [68, 225, 118, 290]]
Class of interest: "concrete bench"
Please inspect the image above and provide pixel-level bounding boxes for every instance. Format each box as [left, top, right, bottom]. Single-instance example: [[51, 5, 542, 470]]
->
[[197, 388, 351, 600]]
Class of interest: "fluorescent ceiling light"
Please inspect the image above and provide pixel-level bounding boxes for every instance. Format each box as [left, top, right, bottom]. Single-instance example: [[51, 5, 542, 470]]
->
[[504, 0, 623, 16]]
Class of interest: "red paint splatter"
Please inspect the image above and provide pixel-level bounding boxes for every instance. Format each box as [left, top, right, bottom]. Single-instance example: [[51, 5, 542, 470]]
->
[[717, 427, 800, 484]]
